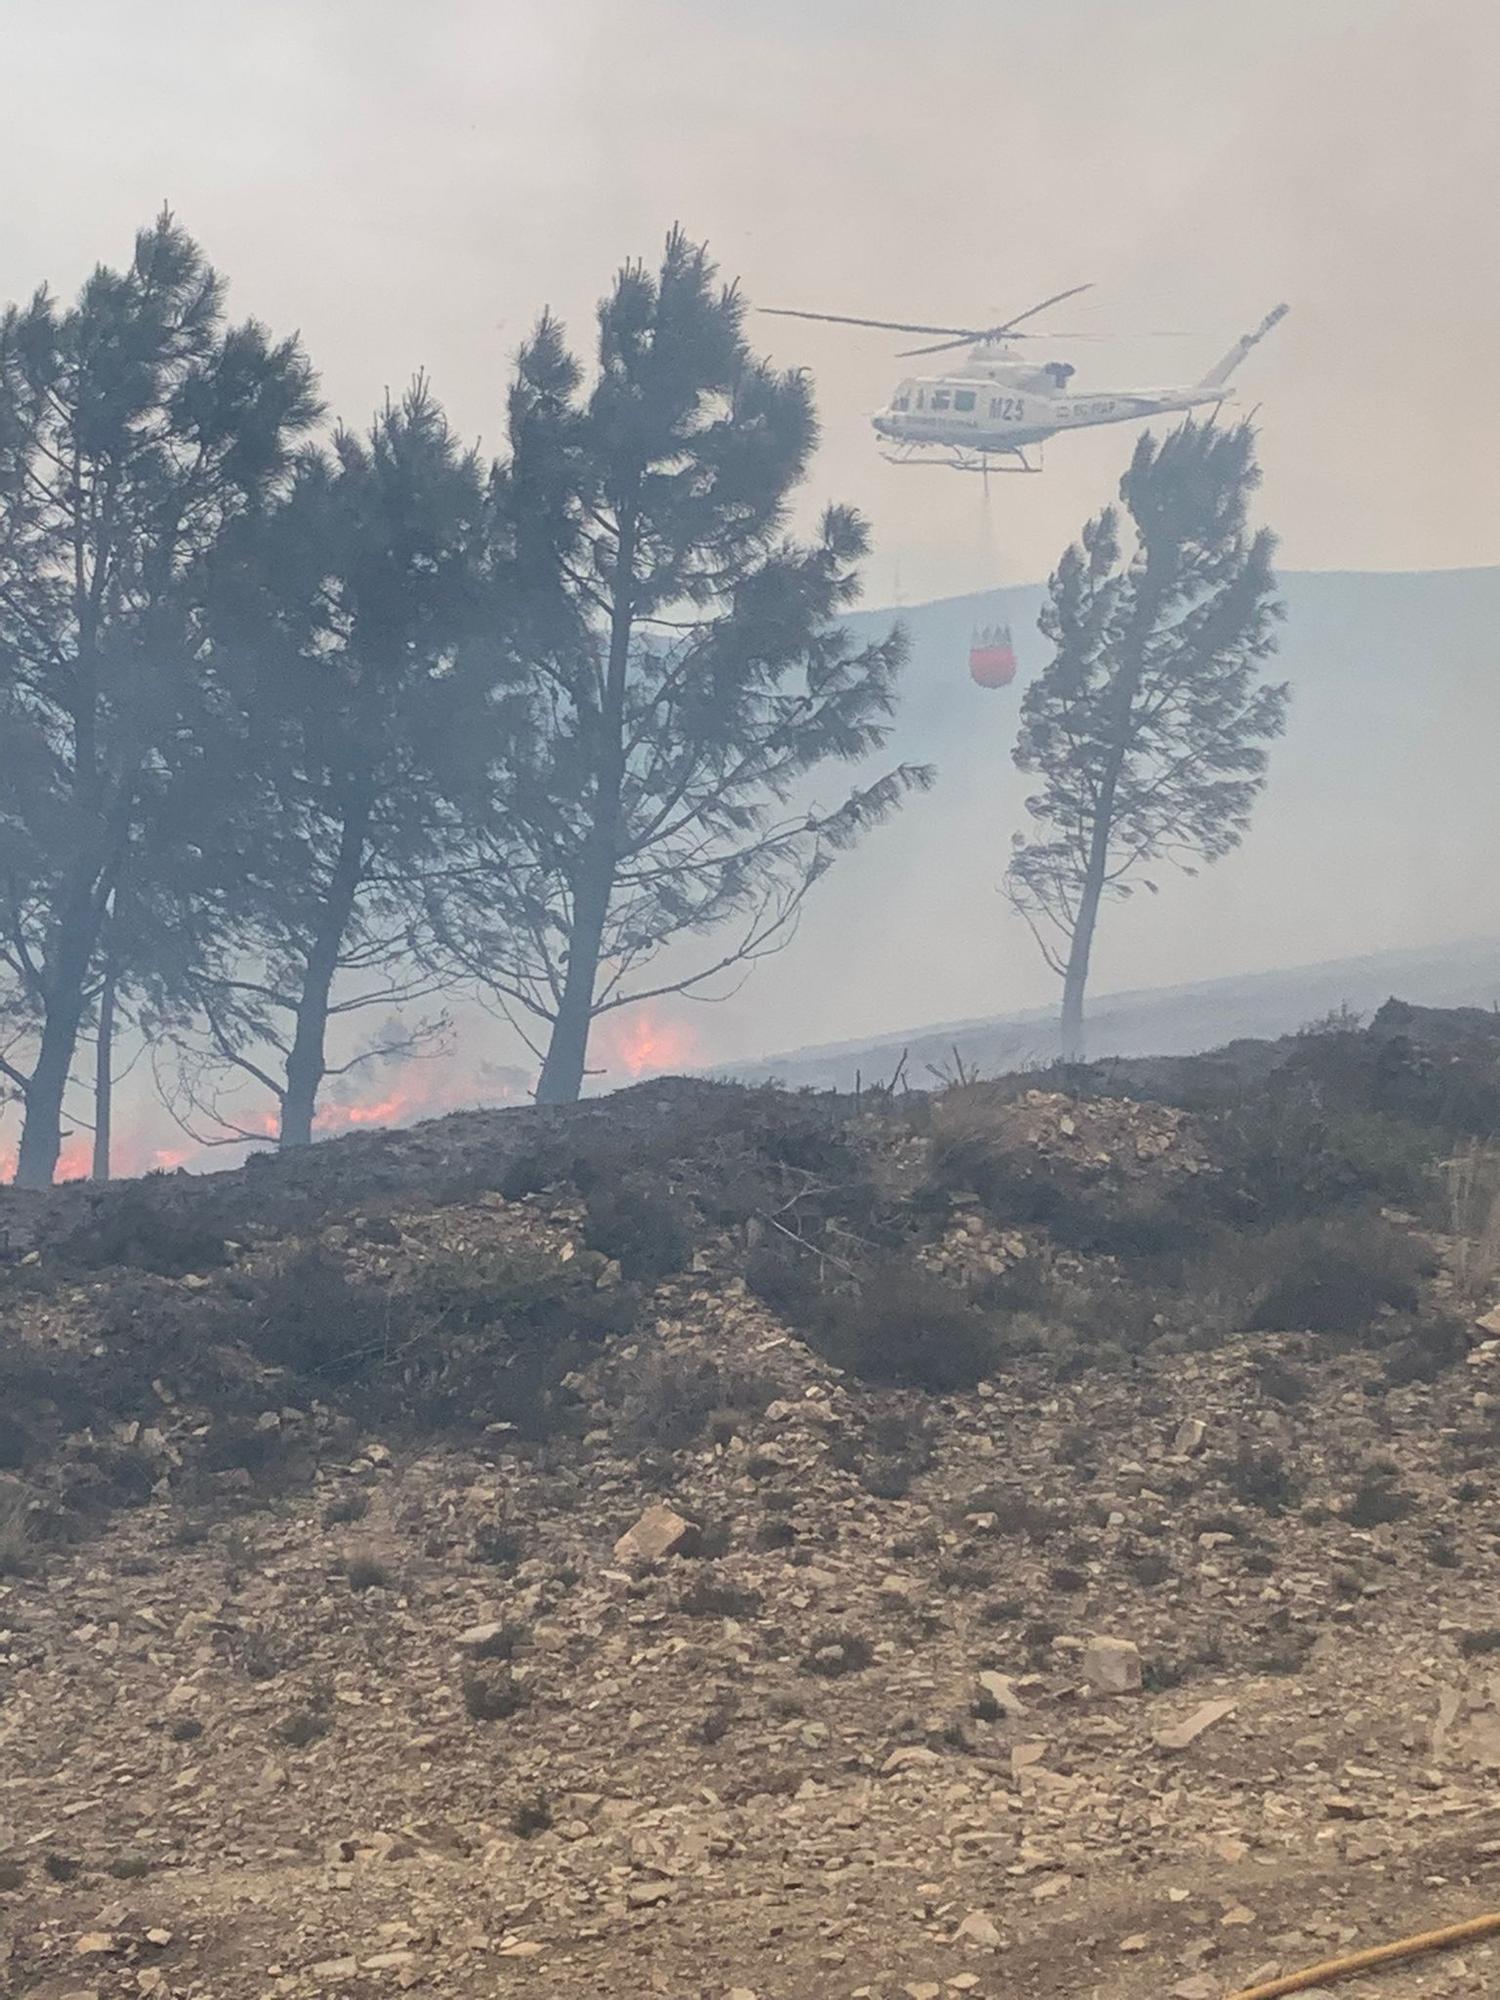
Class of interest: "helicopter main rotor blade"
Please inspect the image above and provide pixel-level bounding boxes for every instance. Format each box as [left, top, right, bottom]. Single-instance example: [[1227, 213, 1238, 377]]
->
[[899, 325, 1190, 357], [992, 281, 1095, 335], [899, 335, 990, 357], [761, 307, 984, 339], [897, 284, 1096, 355]]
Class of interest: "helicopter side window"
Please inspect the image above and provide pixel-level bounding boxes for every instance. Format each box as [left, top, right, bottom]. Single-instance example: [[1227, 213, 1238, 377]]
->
[[930, 389, 951, 411], [892, 393, 910, 411], [953, 389, 976, 412]]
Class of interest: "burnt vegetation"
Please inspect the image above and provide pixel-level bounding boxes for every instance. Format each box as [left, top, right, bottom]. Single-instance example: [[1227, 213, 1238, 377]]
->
[[0, 1004, 1495, 1559]]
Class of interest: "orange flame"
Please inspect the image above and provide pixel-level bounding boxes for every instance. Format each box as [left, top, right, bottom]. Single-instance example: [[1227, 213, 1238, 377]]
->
[[0, 1054, 527, 1185], [326, 1090, 412, 1128], [595, 1008, 701, 1081], [314, 1064, 521, 1136]]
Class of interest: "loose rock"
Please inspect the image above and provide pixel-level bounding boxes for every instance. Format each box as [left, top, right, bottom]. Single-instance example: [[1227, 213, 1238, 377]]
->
[[613, 1504, 698, 1563], [1082, 1636, 1143, 1694]]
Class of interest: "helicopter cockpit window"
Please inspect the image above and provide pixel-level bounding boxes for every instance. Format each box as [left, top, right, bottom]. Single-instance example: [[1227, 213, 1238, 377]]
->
[[930, 389, 951, 411], [892, 393, 910, 411], [953, 389, 976, 412]]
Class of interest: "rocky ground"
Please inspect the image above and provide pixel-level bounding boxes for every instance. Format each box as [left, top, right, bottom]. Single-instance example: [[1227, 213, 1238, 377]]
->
[[3, 1016, 1500, 2000]]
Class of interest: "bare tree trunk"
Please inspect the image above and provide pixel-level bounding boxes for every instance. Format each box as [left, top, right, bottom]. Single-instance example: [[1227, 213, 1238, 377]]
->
[[534, 513, 635, 1107], [16, 989, 88, 1189], [14, 869, 109, 1188], [1059, 857, 1108, 1063], [534, 848, 612, 1106], [92, 936, 117, 1181], [1054, 559, 1169, 1063], [279, 803, 370, 1149]]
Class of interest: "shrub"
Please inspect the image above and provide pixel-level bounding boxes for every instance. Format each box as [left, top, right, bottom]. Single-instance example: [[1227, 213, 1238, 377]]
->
[[469, 1518, 526, 1570], [1142, 1655, 1187, 1693], [616, 1353, 774, 1454], [694, 1516, 734, 1560], [583, 1184, 694, 1283], [0, 1484, 36, 1578], [1383, 1316, 1468, 1386], [1254, 1357, 1313, 1405], [242, 1249, 403, 1380], [1125, 1551, 1174, 1588], [979, 1596, 1024, 1627], [1219, 1444, 1301, 1516], [1209, 1084, 1441, 1223], [801, 1630, 875, 1677], [937, 1555, 994, 1593], [465, 1622, 522, 1662], [56, 1183, 228, 1276], [1022, 1618, 1062, 1663], [510, 1792, 553, 1839], [745, 1241, 822, 1318], [675, 1571, 763, 1620], [697, 1700, 737, 1745], [0, 1413, 32, 1473], [962, 1486, 1059, 1542], [276, 1709, 332, 1748], [861, 1461, 914, 1501], [1244, 1212, 1428, 1335], [812, 1263, 1001, 1392], [828, 1407, 935, 1500], [344, 1554, 394, 1593], [462, 1667, 528, 1721], [322, 1490, 370, 1527], [1458, 1628, 1500, 1657], [1346, 1475, 1418, 1528], [755, 1514, 797, 1549]]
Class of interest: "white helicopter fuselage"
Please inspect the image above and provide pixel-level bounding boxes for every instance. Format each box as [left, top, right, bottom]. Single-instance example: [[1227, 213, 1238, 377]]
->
[[870, 305, 1287, 471], [873, 361, 1217, 453]]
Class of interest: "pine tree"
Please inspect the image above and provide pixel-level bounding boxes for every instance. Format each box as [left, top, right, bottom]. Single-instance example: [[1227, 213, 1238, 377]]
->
[[1005, 418, 1288, 1061], [443, 229, 930, 1104], [172, 378, 503, 1148], [0, 212, 319, 1185]]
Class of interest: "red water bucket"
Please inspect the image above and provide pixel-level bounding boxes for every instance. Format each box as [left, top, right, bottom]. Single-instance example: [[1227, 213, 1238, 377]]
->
[[969, 624, 1017, 688]]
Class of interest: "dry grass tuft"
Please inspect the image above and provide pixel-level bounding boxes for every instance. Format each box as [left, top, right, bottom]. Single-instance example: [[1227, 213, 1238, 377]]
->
[[1443, 1143, 1500, 1308]]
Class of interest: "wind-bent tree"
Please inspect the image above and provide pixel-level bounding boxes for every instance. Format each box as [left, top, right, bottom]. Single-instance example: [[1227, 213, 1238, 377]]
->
[[447, 229, 930, 1104], [171, 378, 503, 1149], [0, 211, 319, 1185], [1005, 418, 1288, 1061]]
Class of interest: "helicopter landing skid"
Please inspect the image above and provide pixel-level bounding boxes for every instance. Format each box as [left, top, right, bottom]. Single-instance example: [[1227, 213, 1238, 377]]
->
[[879, 443, 1042, 475]]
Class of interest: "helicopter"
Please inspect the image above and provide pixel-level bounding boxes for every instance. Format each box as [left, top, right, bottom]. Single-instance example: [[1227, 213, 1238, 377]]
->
[[762, 285, 1289, 474]]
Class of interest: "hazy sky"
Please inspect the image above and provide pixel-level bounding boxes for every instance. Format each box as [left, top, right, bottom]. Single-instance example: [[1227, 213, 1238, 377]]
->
[[3, 0, 1497, 601]]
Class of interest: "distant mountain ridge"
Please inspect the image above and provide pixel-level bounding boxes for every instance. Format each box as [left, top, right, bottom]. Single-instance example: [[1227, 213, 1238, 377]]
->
[[718, 935, 1500, 1091]]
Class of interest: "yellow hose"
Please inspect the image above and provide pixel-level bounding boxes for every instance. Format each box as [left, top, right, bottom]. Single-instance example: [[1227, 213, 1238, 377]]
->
[[1225, 1911, 1500, 1998]]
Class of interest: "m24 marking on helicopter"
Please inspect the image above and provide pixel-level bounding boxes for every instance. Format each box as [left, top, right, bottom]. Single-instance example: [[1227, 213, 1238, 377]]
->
[[763, 288, 1289, 474]]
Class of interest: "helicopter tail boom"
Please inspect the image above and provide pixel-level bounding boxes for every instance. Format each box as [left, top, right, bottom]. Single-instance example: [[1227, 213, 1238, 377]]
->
[[1197, 302, 1289, 390]]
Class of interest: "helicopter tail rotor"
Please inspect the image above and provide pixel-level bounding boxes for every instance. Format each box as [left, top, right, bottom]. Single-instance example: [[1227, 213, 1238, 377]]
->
[[1197, 302, 1290, 390]]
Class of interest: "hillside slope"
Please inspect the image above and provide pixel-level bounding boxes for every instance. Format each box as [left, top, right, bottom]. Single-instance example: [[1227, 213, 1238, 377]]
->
[[2, 1005, 1500, 2000]]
